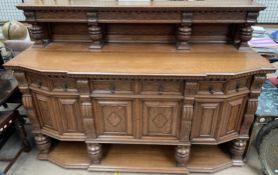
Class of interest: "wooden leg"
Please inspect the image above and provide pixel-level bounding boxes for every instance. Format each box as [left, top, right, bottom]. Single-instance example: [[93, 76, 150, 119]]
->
[[34, 134, 51, 159], [14, 113, 31, 152], [230, 139, 247, 166], [175, 145, 190, 167], [87, 143, 102, 164]]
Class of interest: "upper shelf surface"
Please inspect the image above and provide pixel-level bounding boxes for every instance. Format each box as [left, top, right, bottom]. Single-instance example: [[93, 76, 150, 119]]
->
[[18, 0, 264, 9], [4, 43, 275, 77]]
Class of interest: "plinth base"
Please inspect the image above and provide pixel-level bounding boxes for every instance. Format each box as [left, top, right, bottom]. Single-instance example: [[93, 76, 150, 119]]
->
[[42, 142, 234, 174]]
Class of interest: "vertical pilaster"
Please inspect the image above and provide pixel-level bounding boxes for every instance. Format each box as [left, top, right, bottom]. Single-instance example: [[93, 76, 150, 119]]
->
[[77, 79, 96, 139], [14, 71, 50, 158], [230, 74, 265, 165], [177, 81, 198, 167]]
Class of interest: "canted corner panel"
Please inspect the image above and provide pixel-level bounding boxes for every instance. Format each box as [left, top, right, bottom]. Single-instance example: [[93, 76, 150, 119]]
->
[[191, 101, 221, 142], [33, 93, 59, 132], [56, 98, 84, 134], [217, 97, 247, 139], [142, 101, 180, 139], [94, 100, 134, 137]]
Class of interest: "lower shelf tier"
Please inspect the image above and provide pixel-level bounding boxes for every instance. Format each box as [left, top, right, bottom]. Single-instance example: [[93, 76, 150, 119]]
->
[[41, 142, 235, 174]]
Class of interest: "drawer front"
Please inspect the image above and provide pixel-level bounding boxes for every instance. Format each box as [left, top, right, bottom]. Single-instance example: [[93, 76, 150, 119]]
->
[[225, 77, 251, 94], [198, 81, 224, 95], [52, 78, 77, 92], [91, 80, 134, 94], [141, 81, 182, 95], [28, 74, 50, 91]]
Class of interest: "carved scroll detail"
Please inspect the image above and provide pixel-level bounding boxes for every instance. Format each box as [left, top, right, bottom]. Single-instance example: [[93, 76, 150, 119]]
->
[[238, 12, 259, 50], [180, 82, 198, 142], [240, 75, 265, 137], [177, 12, 192, 50], [87, 12, 104, 49]]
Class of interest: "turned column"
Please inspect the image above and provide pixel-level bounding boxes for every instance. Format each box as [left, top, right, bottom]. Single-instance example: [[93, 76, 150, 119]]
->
[[230, 139, 247, 165], [230, 75, 265, 165], [24, 12, 46, 47], [175, 145, 190, 167], [177, 12, 192, 50], [237, 12, 259, 50], [87, 12, 104, 49], [87, 143, 102, 164], [14, 72, 51, 158], [35, 134, 51, 159]]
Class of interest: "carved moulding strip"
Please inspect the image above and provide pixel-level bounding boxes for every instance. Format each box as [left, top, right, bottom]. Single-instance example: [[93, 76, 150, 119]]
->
[[5, 65, 274, 81], [87, 12, 104, 49]]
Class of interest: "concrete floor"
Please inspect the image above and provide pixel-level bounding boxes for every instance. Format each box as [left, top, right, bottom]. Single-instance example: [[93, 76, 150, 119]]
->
[[0, 121, 263, 175]]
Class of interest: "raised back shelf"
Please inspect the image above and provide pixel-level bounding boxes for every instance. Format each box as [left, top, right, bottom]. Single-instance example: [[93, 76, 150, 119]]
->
[[18, 0, 265, 50]]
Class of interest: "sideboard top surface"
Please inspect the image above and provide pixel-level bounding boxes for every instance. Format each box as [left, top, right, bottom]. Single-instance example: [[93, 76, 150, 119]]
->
[[5, 43, 274, 77], [18, 0, 264, 10]]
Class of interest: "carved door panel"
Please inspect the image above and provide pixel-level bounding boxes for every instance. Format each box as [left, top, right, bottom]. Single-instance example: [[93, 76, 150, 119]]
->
[[33, 93, 59, 132], [217, 96, 247, 139], [94, 100, 135, 138], [56, 97, 84, 134], [142, 101, 180, 140], [191, 99, 222, 143]]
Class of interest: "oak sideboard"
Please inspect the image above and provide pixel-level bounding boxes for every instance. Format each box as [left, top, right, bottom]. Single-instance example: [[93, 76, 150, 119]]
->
[[4, 0, 276, 174]]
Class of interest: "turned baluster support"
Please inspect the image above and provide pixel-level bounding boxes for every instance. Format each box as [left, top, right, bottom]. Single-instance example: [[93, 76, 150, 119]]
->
[[230, 139, 247, 166], [87, 143, 102, 164], [177, 12, 192, 50], [24, 12, 46, 47], [175, 145, 190, 167], [35, 134, 51, 159], [237, 12, 259, 51], [230, 75, 265, 165], [87, 12, 104, 49]]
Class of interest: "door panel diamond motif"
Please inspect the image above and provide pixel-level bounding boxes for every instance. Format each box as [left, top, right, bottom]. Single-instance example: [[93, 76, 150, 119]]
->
[[142, 101, 180, 139]]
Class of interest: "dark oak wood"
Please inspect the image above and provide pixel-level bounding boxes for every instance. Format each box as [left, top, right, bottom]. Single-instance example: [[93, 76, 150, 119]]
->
[[17, 0, 265, 50], [3, 0, 276, 174], [45, 141, 233, 174]]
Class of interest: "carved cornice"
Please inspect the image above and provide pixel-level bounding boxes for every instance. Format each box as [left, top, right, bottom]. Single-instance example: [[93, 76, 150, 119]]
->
[[4, 65, 274, 81]]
